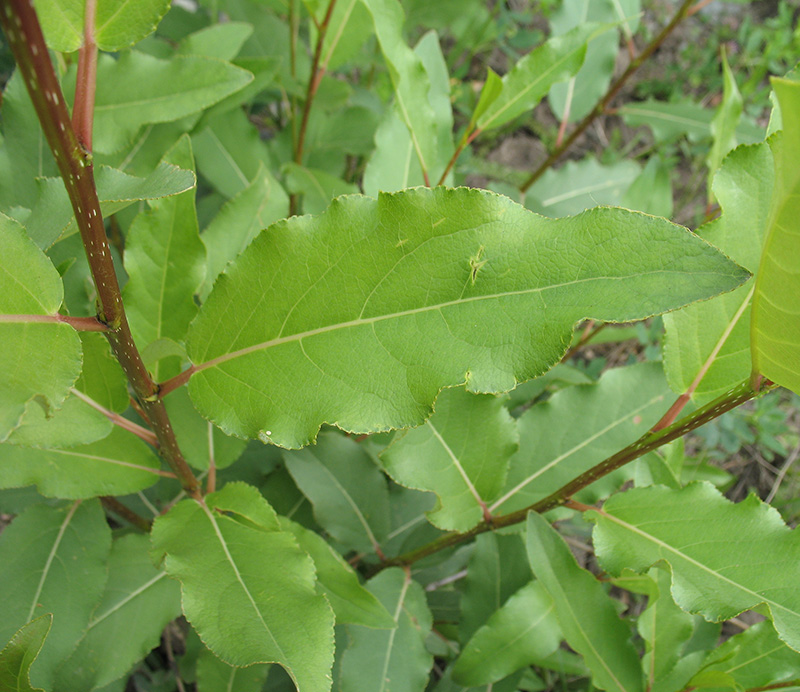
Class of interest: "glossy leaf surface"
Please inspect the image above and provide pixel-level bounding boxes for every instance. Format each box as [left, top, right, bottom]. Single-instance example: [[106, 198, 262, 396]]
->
[[187, 187, 748, 448]]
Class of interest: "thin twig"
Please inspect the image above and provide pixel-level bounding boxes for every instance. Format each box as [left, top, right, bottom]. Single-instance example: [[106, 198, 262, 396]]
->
[[71, 0, 97, 151], [70, 388, 161, 448], [101, 496, 153, 532], [0, 313, 109, 331], [765, 441, 800, 504]]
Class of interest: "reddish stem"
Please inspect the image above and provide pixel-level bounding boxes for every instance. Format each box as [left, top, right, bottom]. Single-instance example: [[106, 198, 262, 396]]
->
[[0, 313, 109, 331], [101, 496, 153, 532], [72, 0, 97, 151]]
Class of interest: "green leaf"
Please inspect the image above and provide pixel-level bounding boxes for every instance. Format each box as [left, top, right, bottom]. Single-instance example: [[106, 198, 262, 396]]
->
[[150, 482, 335, 690], [53, 534, 182, 692], [25, 162, 196, 250], [492, 362, 671, 514], [278, 517, 396, 629], [381, 386, 518, 531], [469, 68, 503, 132], [283, 163, 358, 216], [477, 23, 605, 132], [177, 21, 254, 60], [591, 482, 800, 652], [621, 156, 673, 218], [85, 51, 253, 154], [200, 166, 289, 301], [123, 135, 205, 382], [459, 533, 532, 642], [0, 426, 165, 499], [36, 0, 171, 52], [527, 512, 644, 692], [0, 214, 82, 442], [284, 432, 390, 555], [304, 0, 374, 70], [0, 501, 111, 689], [196, 648, 270, 692], [339, 568, 433, 692], [452, 581, 560, 686], [664, 141, 772, 403], [752, 79, 800, 394], [707, 48, 743, 204], [0, 615, 52, 692], [186, 187, 749, 448], [526, 158, 640, 217]]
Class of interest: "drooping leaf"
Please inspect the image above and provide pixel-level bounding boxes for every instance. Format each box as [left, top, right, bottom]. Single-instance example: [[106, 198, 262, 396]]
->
[[339, 568, 433, 692], [492, 362, 671, 515], [284, 432, 390, 555], [751, 79, 800, 394], [381, 386, 518, 532], [527, 512, 644, 692], [123, 135, 205, 382], [83, 51, 253, 154], [195, 647, 271, 692], [663, 141, 772, 403], [53, 534, 181, 692], [278, 517, 396, 629], [452, 581, 560, 686], [0, 426, 164, 499], [0, 615, 52, 692], [150, 482, 335, 691], [0, 501, 111, 690], [591, 482, 800, 652], [185, 187, 749, 448], [707, 48, 743, 203], [0, 214, 82, 442]]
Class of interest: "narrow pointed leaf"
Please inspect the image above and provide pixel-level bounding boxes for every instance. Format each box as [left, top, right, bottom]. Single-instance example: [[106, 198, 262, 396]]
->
[[381, 387, 518, 532], [0, 615, 52, 692], [0, 426, 163, 499], [664, 142, 772, 403], [493, 362, 671, 514], [591, 482, 800, 651], [527, 512, 644, 692], [339, 568, 433, 692], [150, 482, 335, 691], [279, 517, 396, 629], [707, 48, 743, 203], [196, 648, 270, 692], [452, 581, 560, 686], [752, 79, 800, 394], [0, 214, 82, 442], [186, 187, 749, 449], [284, 432, 390, 555], [53, 534, 181, 692], [0, 501, 111, 690], [123, 136, 205, 382]]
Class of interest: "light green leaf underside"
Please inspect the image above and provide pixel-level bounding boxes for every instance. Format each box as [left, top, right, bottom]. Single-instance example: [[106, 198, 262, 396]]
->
[[150, 482, 335, 691], [491, 362, 670, 514], [26, 162, 196, 250], [187, 187, 748, 449], [0, 501, 111, 690], [452, 581, 560, 686], [664, 141, 773, 403], [591, 482, 800, 652], [53, 534, 181, 692], [339, 568, 433, 692], [0, 426, 163, 499], [196, 648, 270, 692], [752, 79, 800, 394], [0, 615, 52, 692], [0, 214, 82, 442], [527, 512, 644, 692], [381, 386, 518, 532]]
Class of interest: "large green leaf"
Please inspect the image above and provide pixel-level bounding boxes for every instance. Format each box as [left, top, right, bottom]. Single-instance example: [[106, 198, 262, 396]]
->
[[123, 136, 205, 382], [185, 187, 748, 448], [0, 214, 82, 442], [150, 482, 335, 691], [284, 432, 390, 555], [663, 142, 772, 403], [339, 568, 433, 692], [591, 482, 800, 652], [452, 581, 560, 686], [0, 615, 52, 692], [491, 362, 671, 514], [0, 426, 163, 499], [53, 534, 181, 692], [0, 501, 111, 689], [381, 386, 518, 532], [527, 512, 644, 692], [751, 79, 800, 394], [36, 0, 171, 52], [84, 51, 252, 154]]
